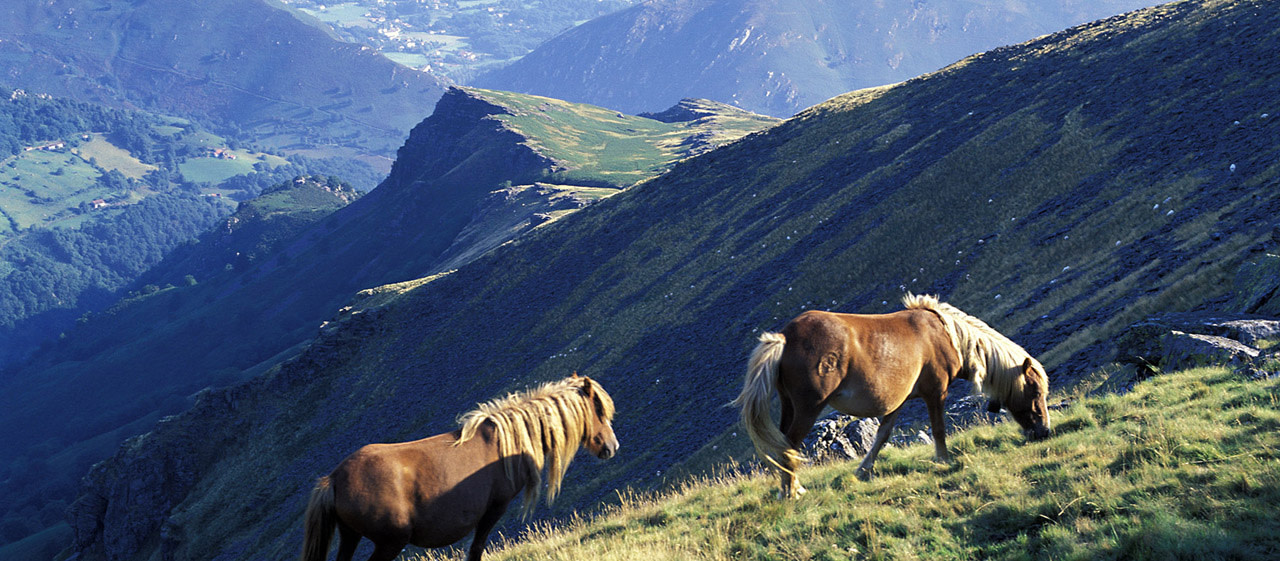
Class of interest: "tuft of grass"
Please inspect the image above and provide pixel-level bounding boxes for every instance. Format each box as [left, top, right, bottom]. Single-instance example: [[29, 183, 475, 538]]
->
[[423, 367, 1280, 561]]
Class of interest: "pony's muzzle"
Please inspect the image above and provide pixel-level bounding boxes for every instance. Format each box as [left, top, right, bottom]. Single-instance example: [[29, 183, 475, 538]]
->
[[593, 433, 619, 460], [597, 441, 618, 460], [1025, 425, 1051, 441]]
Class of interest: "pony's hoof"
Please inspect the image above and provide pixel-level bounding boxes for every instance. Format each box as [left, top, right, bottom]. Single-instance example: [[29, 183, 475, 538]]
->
[[855, 468, 873, 482], [777, 485, 807, 499]]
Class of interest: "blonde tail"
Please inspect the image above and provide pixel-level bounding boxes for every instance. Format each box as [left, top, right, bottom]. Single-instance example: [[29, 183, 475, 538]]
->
[[299, 476, 337, 561], [729, 332, 805, 475]]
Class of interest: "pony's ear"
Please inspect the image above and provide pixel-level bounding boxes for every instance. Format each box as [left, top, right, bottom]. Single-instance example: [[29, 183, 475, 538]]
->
[[987, 399, 1002, 413], [1022, 357, 1036, 376]]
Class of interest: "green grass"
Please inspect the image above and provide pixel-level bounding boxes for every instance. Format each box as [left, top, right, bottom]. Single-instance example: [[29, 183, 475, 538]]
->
[[298, 3, 372, 27], [178, 150, 289, 183], [426, 367, 1280, 561], [0, 149, 110, 232], [74, 136, 156, 179], [469, 88, 779, 187]]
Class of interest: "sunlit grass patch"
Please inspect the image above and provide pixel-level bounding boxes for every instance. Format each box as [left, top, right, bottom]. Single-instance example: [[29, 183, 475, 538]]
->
[[406, 367, 1280, 561]]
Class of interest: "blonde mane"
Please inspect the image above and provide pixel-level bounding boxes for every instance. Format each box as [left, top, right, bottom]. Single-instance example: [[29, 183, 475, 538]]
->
[[902, 293, 1047, 403], [454, 376, 614, 517]]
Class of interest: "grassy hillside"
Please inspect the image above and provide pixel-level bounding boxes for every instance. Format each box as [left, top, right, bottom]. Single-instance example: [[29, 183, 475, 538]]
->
[[475, 366, 1280, 560], [62, 1, 1280, 560], [474, 0, 1161, 117]]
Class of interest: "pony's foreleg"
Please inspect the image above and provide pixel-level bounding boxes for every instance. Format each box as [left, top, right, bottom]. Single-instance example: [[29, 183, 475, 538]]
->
[[856, 408, 903, 481], [465, 503, 509, 561], [925, 396, 950, 463]]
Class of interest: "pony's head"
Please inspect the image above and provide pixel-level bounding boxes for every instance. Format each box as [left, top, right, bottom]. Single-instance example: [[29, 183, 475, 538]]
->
[[988, 357, 1051, 440], [575, 374, 619, 460]]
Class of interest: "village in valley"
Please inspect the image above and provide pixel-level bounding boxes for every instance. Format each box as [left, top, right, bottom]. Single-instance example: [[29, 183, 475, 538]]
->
[[278, 0, 638, 81]]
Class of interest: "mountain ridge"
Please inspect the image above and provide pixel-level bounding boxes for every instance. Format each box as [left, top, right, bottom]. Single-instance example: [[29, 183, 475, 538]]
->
[[473, 0, 1162, 117]]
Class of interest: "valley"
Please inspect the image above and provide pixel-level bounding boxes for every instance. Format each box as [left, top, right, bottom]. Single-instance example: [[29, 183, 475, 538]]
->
[[278, 0, 640, 82]]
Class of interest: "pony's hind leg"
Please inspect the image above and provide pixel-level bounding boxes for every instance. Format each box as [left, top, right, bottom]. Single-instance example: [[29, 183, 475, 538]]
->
[[365, 541, 408, 561], [334, 522, 361, 561], [780, 399, 823, 499], [856, 408, 903, 481], [775, 396, 801, 498]]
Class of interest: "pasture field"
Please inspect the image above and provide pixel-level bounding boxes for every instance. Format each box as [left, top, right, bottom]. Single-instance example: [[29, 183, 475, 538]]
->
[[299, 3, 375, 27], [449, 366, 1280, 561], [178, 150, 290, 184], [383, 52, 432, 69], [74, 136, 157, 179], [0, 150, 107, 232]]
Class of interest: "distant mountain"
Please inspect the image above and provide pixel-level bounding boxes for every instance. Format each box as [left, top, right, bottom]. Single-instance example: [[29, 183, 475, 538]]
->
[[61, 1, 1280, 559], [0, 0, 449, 157], [0, 89, 775, 557], [474, 0, 1162, 116]]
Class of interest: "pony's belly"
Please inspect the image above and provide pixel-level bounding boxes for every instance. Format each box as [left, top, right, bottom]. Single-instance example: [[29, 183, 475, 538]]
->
[[827, 389, 897, 418]]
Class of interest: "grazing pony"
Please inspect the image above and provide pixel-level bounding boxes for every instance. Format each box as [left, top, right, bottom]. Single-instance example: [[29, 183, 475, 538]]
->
[[300, 374, 618, 561], [732, 294, 1050, 498]]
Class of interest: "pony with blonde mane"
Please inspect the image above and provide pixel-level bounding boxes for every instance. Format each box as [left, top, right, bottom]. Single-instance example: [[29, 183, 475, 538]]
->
[[300, 374, 618, 561], [732, 294, 1050, 499]]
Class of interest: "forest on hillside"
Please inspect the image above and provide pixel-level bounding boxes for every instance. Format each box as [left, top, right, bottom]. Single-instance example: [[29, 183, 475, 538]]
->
[[0, 88, 384, 367]]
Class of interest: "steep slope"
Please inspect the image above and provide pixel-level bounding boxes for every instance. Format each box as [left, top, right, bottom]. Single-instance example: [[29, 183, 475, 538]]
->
[[0, 177, 355, 557], [0, 0, 448, 157], [474, 0, 1162, 117], [132, 175, 362, 289], [63, 0, 1280, 559], [0, 89, 774, 555]]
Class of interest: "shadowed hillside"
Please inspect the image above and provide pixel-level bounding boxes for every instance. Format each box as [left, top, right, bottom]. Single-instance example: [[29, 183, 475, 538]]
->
[[67, 1, 1280, 560], [0, 89, 773, 557], [474, 0, 1161, 117], [0, 0, 449, 157]]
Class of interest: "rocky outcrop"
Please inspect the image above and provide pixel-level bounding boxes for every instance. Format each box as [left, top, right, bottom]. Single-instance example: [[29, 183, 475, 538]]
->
[[1115, 312, 1279, 377], [380, 87, 557, 196]]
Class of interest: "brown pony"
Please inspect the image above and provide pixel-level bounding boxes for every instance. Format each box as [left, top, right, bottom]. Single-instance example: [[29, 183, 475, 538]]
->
[[299, 374, 618, 561], [732, 294, 1050, 499]]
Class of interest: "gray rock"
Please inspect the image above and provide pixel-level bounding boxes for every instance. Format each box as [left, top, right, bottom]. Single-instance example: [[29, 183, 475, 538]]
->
[[802, 416, 880, 463], [1115, 312, 1277, 371], [1158, 331, 1259, 371], [1233, 253, 1280, 315]]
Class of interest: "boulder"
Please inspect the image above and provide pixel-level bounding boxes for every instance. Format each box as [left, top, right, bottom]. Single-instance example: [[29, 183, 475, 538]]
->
[[1158, 331, 1259, 371], [1232, 253, 1280, 315], [802, 416, 880, 463], [1115, 312, 1278, 371]]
